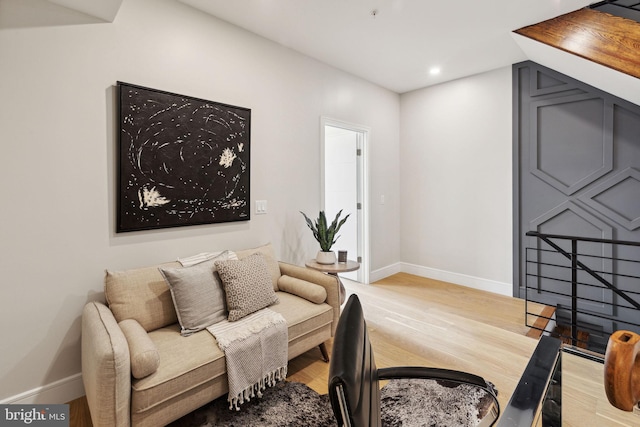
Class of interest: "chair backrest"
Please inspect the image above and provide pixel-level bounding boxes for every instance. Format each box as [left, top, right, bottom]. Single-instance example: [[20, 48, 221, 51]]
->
[[328, 294, 381, 427]]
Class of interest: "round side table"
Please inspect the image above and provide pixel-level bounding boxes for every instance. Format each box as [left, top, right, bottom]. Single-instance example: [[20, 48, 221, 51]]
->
[[305, 259, 360, 304]]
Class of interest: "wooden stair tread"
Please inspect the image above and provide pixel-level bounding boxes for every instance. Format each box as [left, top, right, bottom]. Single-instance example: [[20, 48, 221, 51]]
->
[[526, 305, 557, 339], [514, 8, 640, 80]]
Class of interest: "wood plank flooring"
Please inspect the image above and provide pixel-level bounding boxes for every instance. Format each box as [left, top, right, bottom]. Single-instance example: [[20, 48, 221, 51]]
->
[[290, 273, 638, 426], [70, 272, 639, 426], [561, 352, 638, 427], [321, 274, 542, 412]]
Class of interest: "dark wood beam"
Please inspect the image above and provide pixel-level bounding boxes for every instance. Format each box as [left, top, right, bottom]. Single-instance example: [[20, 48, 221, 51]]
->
[[514, 8, 640, 80]]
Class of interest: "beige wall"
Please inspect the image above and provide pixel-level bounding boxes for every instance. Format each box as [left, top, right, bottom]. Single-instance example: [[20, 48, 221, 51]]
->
[[399, 68, 513, 295], [0, 0, 400, 401]]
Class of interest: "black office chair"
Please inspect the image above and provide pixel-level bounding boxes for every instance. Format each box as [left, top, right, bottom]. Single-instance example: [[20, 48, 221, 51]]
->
[[328, 294, 500, 427]]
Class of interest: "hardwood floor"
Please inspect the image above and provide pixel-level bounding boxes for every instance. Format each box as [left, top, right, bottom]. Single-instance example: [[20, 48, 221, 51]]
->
[[561, 352, 638, 427], [289, 272, 545, 398], [322, 274, 542, 410], [291, 273, 639, 426], [70, 273, 639, 426]]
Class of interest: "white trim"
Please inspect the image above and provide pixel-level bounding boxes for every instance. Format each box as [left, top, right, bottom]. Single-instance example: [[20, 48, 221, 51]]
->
[[0, 373, 84, 404], [401, 263, 512, 296], [369, 262, 402, 283], [370, 262, 512, 296], [320, 116, 371, 285]]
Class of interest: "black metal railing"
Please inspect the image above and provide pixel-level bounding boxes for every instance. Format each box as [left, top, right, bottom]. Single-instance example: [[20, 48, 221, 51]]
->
[[525, 231, 640, 354]]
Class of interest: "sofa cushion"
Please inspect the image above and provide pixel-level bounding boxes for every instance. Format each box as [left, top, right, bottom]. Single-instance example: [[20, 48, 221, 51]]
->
[[119, 319, 160, 379], [277, 275, 327, 304], [131, 294, 333, 415], [131, 324, 225, 415], [270, 292, 333, 341], [215, 253, 279, 321], [105, 262, 180, 332], [234, 243, 281, 290], [159, 252, 231, 336]]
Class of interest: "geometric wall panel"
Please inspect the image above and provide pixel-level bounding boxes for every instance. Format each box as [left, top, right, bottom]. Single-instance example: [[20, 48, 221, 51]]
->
[[530, 69, 574, 97], [530, 94, 613, 195], [528, 201, 613, 314], [515, 61, 640, 336], [580, 167, 640, 231], [529, 201, 613, 242], [529, 200, 613, 279]]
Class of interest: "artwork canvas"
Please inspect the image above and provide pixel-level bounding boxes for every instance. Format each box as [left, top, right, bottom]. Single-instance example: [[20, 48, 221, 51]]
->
[[117, 82, 250, 232]]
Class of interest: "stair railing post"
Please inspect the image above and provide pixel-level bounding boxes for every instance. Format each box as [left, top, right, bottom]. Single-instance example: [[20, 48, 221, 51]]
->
[[571, 239, 578, 347]]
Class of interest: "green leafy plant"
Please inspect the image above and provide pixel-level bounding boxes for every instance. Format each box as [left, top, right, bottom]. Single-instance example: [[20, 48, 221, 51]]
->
[[300, 210, 350, 252]]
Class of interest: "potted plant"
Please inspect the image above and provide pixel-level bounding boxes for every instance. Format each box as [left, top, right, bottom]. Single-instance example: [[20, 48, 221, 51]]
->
[[300, 209, 350, 264]]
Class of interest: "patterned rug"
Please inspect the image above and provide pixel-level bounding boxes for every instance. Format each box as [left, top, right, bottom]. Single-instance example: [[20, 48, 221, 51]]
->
[[169, 379, 497, 427]]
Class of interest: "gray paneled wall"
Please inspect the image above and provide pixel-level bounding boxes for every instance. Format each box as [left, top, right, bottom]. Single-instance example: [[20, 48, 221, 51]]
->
[[513, 61, 640, 343]]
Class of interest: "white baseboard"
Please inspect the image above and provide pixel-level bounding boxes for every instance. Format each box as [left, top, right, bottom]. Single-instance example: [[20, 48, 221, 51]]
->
[[370, 262, 402, 283], [402, 263, 512, 296], [0, 373, 84, 405], [371, 262, 512, 297]]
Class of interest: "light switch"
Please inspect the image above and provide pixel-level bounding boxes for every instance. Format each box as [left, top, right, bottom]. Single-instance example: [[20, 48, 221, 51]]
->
[[255, 200, 267, 214]]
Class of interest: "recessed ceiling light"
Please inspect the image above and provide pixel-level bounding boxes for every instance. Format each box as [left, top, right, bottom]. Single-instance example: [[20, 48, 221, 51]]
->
[[429, 67, 441, 75]]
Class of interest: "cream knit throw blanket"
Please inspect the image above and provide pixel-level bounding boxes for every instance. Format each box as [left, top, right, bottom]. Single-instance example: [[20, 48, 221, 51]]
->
[[207, 308, 288, 410]]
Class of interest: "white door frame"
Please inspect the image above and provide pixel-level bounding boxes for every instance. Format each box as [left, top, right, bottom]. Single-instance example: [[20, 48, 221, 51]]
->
[[320, 116, 370, 284]]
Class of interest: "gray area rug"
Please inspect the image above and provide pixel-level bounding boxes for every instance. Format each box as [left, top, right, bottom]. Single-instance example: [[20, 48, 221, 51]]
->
[[380, 378, 497, 427], [169, 379, 496, 427]]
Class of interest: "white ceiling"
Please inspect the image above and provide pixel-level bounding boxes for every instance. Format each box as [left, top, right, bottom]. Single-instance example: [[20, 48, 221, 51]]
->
[[2, 0, 600, 94], [178, 0, 594, 93]]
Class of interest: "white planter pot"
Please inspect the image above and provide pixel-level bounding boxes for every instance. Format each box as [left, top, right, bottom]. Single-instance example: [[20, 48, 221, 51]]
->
[[315, 251, 336, 265]]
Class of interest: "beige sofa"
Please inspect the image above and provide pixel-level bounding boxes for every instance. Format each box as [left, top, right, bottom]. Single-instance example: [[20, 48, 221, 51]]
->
[[81, 244, 340, 427]]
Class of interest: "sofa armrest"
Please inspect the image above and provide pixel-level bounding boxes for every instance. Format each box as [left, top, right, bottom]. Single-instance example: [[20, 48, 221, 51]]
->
[[82, 302, 131, 427], [278, 262, 341, 335]]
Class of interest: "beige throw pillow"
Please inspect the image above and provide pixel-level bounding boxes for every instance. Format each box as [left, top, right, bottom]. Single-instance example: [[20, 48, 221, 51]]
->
[[159, 252, 230, 336], [119, 319, 160, 379], [277, 275, 327, 304], [105, 262, 180, 332], [234, 243, 281, 290], [215, 253, 279, 321]]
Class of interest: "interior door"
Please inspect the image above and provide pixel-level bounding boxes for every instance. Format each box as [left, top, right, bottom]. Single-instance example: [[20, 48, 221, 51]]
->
[[322, 119, 368, 283]]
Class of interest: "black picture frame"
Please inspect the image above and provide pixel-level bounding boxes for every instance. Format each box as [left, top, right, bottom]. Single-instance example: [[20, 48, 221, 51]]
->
[[116, 82, 251, 232]]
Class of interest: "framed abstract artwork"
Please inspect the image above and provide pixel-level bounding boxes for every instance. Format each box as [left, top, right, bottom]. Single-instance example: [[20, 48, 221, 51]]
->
[[117, 82, 251, 232]]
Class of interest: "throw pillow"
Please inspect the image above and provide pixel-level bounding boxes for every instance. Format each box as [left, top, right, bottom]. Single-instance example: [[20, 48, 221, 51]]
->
[[105, 262, 180, 331], [159, 251, 230, 336], [215, 253, 279, 321], [118, 319, 160, 379], [277, 275, 327, 304], [178, 250, 238, 267], [234, 243, 281, 291]]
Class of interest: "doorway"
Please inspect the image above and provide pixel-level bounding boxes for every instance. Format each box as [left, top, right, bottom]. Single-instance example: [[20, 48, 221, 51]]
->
[[321, 117, 369, 283]]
